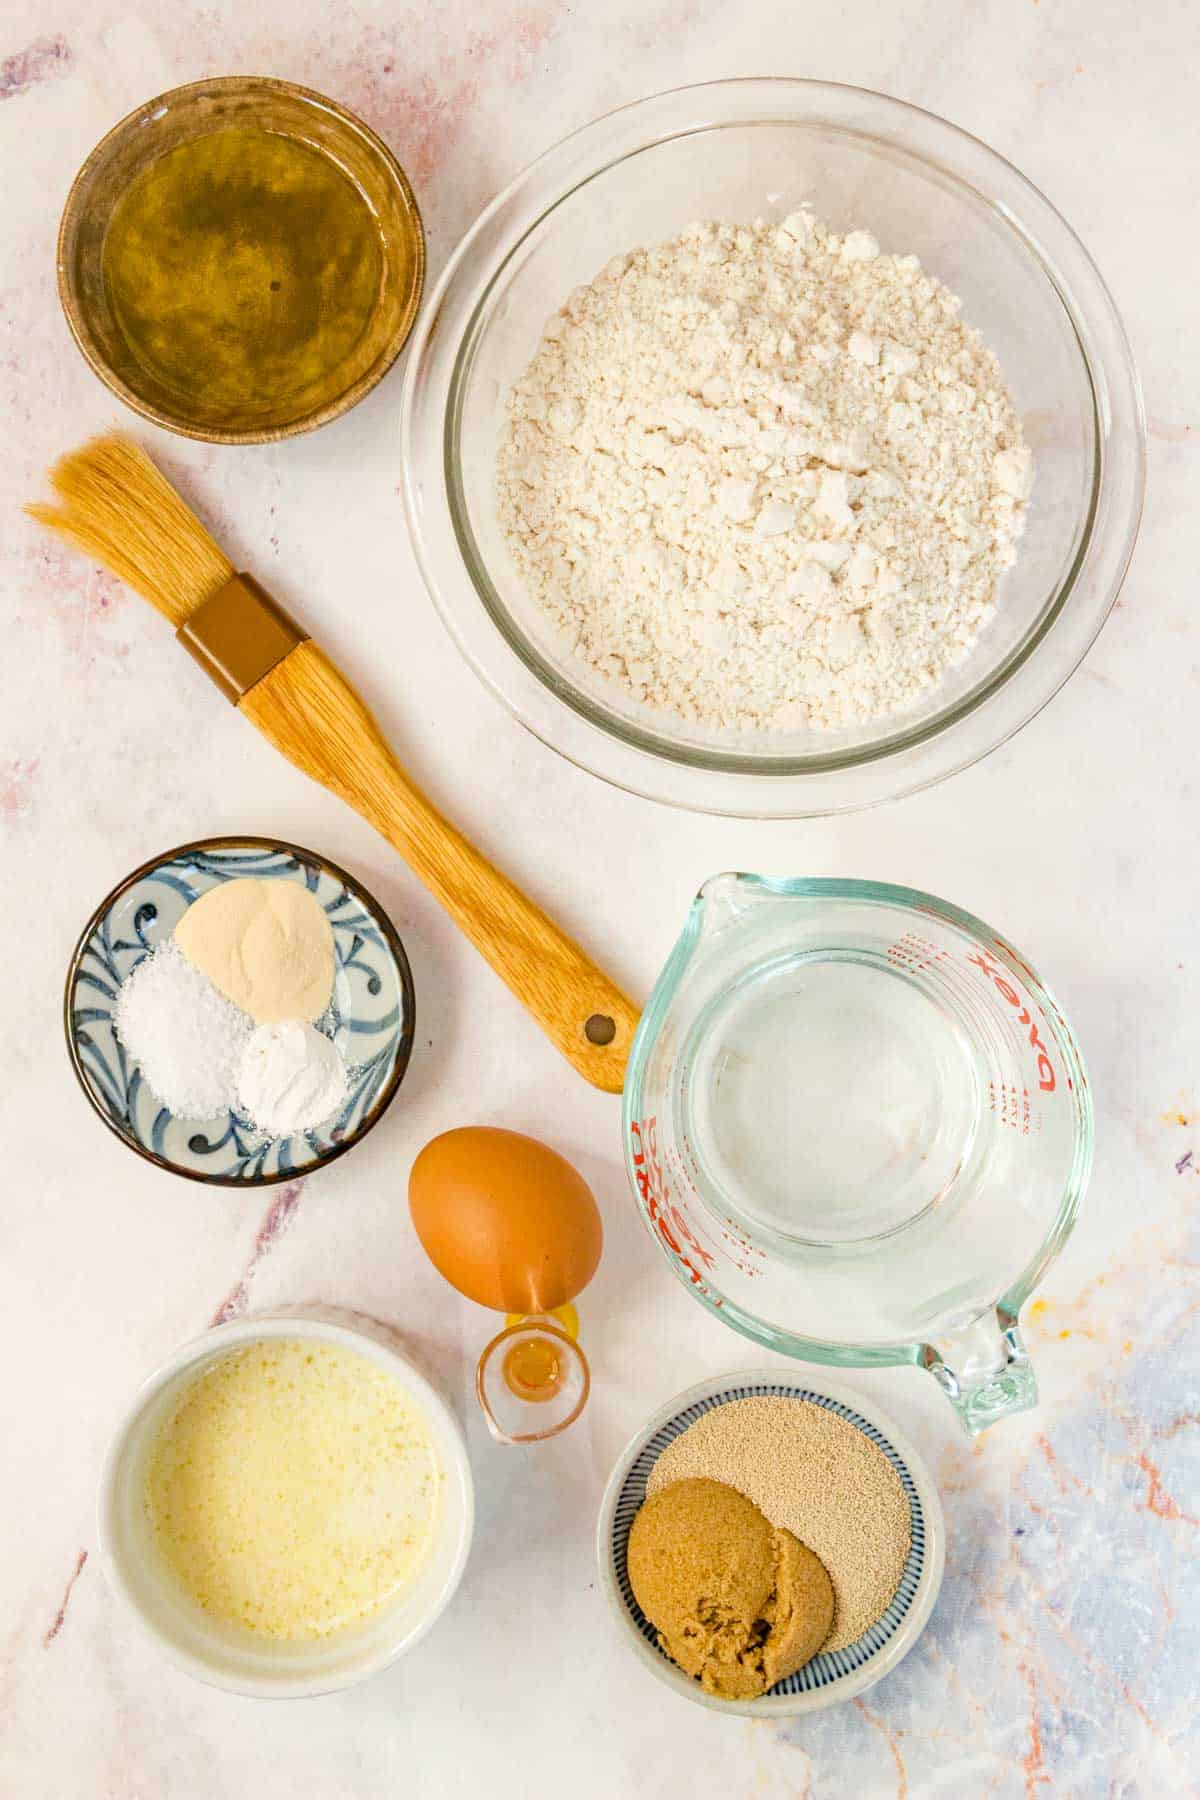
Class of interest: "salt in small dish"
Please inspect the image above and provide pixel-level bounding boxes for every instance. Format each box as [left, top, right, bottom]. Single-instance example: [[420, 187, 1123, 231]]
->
[[65, 835, 415, 1186], [597, 1371, 945, 1717]]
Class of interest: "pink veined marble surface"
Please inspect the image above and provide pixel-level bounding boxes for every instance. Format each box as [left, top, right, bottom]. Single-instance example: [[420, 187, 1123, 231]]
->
[[1, 1, 1196, 1795]]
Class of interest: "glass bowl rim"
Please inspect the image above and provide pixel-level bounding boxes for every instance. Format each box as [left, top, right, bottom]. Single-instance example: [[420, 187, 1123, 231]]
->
[[58, 74, 427, 446], [401, 77, 1145, 817]]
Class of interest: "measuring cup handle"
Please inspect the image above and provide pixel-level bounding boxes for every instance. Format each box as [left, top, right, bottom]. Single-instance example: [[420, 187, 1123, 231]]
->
[[921, 1303, 1038, 1434]]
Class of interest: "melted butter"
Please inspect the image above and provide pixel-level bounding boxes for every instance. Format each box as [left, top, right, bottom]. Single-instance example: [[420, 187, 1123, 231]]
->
[[100, 127, 383, 414], [143, 1338, 441, 1640]]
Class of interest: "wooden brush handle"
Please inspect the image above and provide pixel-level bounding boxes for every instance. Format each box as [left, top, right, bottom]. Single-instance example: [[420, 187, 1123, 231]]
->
[[239, 640, 639, 1093]]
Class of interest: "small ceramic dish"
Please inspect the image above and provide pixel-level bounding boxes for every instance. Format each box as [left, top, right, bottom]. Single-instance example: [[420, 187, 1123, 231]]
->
[[59, 76, 425, 443], [597, 1371, 945, 1717], [65, 836, 415, 1186], [99, 1312, 474, 1697]]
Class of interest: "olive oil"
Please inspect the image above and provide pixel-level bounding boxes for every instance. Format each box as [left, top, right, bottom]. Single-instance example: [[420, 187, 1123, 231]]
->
[[100, 127, 383, 422]]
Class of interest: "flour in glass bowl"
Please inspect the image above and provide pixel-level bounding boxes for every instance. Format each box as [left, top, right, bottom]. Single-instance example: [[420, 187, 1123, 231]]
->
[[496, 209, 1033, 734]]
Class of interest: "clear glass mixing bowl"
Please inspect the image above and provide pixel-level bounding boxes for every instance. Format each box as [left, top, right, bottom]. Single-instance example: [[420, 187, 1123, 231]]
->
[[401, 79, 1144, 817]]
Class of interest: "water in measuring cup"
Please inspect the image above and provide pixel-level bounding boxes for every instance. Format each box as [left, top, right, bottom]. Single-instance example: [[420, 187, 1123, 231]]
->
[[686, 952, 980, 1247]]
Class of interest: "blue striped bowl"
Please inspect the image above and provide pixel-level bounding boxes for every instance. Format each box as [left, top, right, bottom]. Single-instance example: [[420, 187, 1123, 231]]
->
[[597, 1372, 944, 1716], [65, 837, 415, 1186]]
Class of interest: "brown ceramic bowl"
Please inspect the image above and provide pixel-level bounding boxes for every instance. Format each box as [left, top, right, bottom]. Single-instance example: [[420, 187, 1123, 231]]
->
[[58, 76, 425, 444]]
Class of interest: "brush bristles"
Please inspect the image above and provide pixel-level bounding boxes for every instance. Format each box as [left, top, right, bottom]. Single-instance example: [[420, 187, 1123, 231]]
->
[[27, 435, 234, 627]]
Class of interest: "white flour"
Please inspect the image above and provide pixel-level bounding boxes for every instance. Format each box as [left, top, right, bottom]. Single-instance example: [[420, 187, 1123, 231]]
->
[[497, 211, 1032, 733]]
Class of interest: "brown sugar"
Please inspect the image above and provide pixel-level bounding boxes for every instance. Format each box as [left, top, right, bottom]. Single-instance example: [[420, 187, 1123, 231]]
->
[[763, 1528, 838, 1684], [647, 1397, 910, 1652], [626, 1477, 834, 1699]]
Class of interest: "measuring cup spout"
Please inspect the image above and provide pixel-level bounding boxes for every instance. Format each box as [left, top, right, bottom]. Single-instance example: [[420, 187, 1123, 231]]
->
[[920, 1304, 1038, 1434], [695, 870, 790, 940], [695, 871, 753, 939]]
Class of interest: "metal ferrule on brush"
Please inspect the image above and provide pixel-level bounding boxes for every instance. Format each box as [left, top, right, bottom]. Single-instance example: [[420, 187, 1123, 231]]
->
[[175, 573, 308, 703]]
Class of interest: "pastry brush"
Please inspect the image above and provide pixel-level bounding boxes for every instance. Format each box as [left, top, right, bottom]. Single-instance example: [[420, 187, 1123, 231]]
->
[[30, 435, 638, 1091]]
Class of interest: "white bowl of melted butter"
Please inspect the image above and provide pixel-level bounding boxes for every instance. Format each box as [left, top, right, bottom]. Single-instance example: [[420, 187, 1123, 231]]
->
[[99, 1315, 474, 1695]]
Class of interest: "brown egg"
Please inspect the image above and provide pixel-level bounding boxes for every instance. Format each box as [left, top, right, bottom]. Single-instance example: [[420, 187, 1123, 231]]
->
[[408, 1127, 603, 1314]]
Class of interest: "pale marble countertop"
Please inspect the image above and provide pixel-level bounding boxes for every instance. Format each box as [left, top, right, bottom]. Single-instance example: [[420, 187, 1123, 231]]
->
[[2, 2, 1196, 1795]]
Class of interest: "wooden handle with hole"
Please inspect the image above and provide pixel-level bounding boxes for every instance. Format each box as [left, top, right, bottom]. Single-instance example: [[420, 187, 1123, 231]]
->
[[238, 640, 639, 1092]]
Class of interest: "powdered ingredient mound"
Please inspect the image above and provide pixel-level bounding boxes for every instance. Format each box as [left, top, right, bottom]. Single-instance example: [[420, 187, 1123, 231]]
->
[[498, 211, 1031, 735], [174, 877, 334, 1025], [647, 1398, 911, 1652], [114, 940, 251, 1117]]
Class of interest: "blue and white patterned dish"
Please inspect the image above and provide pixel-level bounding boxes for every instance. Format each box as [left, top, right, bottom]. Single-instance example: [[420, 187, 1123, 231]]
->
[[597, 1372, 945, 1717], [65, 838, 415, 1186]]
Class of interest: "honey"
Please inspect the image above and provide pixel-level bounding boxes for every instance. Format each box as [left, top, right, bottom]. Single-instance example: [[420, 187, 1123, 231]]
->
[[502, 1334, 565, 1401]]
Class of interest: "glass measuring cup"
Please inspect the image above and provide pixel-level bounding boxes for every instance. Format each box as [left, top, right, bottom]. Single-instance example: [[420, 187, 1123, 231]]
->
[[623, 876, 1092, 1432]]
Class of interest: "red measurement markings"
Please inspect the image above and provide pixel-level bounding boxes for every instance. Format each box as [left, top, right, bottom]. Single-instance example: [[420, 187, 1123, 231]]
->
[[989, 1081, 1034, 1135], [630, 1118, 721, 1297], [886, 931, 948, 974], [720, 1217, 764, 1258], [968, 951, 1057, 1092]]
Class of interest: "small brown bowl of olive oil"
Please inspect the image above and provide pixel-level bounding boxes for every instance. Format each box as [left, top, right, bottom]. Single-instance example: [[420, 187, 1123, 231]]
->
[[58, 76, 425, 444]]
